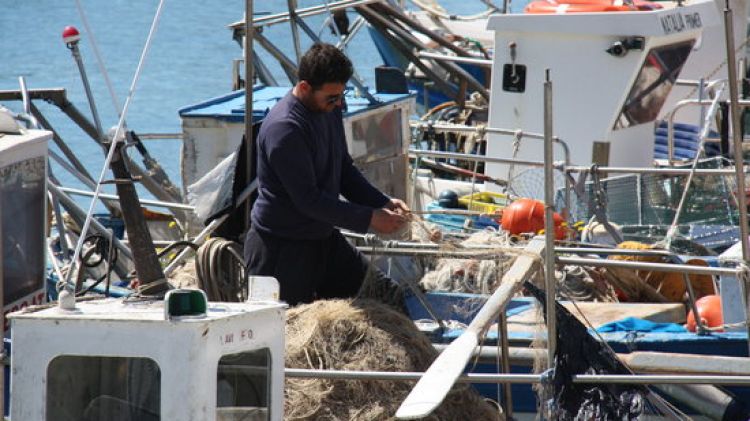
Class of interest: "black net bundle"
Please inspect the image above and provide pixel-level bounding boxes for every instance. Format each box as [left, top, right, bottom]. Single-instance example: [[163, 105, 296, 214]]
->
[[524, 281, 675, 420]]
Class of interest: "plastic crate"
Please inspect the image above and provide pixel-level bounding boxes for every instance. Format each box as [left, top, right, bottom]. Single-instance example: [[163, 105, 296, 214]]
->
[[458, 192, 510, 214], [424, 202, 499, 232]]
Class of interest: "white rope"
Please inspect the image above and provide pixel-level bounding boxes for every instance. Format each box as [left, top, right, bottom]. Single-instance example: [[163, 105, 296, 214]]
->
[[73, 0, 122, 117], [505, 129, 523, 194], [63, 0, 168, 289]]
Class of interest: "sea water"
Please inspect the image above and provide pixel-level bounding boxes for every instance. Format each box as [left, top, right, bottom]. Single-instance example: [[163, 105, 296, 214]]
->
[[0, 0, 497, 207]]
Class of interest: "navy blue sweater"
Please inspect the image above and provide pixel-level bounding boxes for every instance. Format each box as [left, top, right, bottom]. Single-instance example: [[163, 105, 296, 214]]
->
[[251, 92, 390, 240]]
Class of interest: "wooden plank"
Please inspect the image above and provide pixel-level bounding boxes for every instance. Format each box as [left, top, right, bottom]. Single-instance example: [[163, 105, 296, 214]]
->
[[505, 301, 685, 334], [395, 237, 545, 420]]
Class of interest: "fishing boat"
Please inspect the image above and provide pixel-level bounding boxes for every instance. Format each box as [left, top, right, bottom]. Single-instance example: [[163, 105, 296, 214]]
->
[[4, 0, 750, 419]]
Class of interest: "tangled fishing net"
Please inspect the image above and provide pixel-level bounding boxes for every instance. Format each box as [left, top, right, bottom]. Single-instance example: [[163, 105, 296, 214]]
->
[[284, 299, 503, 420], [418, 230, 515, 294]]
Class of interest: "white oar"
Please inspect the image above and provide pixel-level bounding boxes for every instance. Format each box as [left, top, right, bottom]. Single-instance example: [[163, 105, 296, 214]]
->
[[396, 236, 545, 419]]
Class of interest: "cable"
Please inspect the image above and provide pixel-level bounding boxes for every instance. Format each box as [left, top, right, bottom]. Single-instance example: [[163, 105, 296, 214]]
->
[[62, 0, 168, 291], [157, 240, 199, 259]]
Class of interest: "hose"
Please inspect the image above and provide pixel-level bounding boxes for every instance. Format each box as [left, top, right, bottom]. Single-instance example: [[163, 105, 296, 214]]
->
[[195, 238, 246, 302]]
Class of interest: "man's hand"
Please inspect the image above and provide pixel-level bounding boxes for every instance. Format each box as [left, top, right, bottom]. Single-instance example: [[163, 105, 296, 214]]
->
[[386, 198, 410, 215], [370, 208, 407, 234]]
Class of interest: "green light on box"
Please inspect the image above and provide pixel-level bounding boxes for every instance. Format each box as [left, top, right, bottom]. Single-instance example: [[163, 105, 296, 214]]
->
[[165, 289, 208, 319]]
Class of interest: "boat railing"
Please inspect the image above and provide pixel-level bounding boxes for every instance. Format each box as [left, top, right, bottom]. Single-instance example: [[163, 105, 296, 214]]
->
[[231, 0, 382, 29], [287, 367, 750, 386], [417, 51, 493, 67], [665, 79, 726, 164]]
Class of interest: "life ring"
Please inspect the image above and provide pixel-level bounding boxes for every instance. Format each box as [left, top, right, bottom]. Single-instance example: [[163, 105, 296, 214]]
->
[[524, 0, 661, 14]]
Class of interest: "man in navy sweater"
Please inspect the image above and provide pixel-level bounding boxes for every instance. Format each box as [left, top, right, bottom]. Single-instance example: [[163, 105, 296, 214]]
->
[[244, 43, 409, 306]]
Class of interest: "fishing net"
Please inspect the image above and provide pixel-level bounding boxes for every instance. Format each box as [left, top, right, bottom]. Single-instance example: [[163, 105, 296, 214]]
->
[[284, 299, 503, 421], [524, 281, 685, 420], [415, 229, 516, 294], [506, 167, 588, 222]]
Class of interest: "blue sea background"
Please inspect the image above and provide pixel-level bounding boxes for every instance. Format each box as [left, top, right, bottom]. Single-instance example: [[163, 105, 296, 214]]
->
[[0, 0, 502, 207]]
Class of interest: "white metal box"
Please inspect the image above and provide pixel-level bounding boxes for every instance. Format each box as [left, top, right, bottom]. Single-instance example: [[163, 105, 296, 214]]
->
[[10, 297, 286, 421]]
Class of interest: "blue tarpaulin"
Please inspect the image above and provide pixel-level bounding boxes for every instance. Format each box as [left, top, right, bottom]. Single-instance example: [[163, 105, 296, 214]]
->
[[596, 317, 688, 333]]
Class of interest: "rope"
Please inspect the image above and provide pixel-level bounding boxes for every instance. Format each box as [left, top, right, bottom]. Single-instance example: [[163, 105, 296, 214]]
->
[[195, 238, 246, 302], [62, 0, 167, 291], [505, 130, 523, 194]]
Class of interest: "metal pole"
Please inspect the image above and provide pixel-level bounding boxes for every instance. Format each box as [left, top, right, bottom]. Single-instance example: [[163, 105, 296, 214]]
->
[[498, 312, 514, 418], [66, 39, 105, 140], [357, 247, 513, 258], [291, 15, 378, 105], [49, 191, 70, 257], [254, 31, 299, 84], [48, 91, 186, 217], [410, 149, 545, 167], [565, 165, 742, 175], [725, 1, 749, 263], [543, 70, 557, 388], [285, 369, 542, 384], [287, 0, 303, 64], [0, 202, 4, 418], [557, 256, 739, 276], [418, 52, 493, 67], [358, 4, 489, 100], [285, 368, 750, 386], [47, 182, 134, 262], [30, 102, 97, 186], [574, 374, 750, 386], [723, 0, 750, 356], [245, 0, 255, 228], [250, 0, 379, 28], [59, 186, 195, 211], [554, 247, 673, 257], [410, 148, 745, 175]]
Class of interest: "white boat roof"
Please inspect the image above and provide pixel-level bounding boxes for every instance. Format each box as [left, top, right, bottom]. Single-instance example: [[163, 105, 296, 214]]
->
[[487, 2, 719, 36], [9, 297, 285, 323]]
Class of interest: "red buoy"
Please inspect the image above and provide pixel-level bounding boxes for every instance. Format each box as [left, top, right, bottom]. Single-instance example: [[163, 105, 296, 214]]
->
[[62, 26, 81, 45], [501, 198, 566, 239], [686, 295, 724, 332]]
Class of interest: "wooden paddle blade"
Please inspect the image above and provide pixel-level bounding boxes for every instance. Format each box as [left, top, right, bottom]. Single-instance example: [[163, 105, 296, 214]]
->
[[395, 333, 479, 419]]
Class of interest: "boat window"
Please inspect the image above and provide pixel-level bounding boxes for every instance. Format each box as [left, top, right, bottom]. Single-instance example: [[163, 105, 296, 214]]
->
[[46, 356, 161, 421], [216, 348, 271, 421], [613, 41, 695, 130], [1, 156, 46, 306], [349, 107, 403, 162]]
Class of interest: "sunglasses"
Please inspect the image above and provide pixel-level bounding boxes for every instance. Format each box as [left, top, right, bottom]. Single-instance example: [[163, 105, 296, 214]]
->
[[323, 88, 350, 105]]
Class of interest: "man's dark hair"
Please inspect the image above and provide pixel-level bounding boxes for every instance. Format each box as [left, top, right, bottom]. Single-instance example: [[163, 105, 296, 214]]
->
[[297, 43, 353, 89]]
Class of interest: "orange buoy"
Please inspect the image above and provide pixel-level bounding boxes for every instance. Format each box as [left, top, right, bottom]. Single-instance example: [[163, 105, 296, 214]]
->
[[686, 295, 724, 332], [500, 198, 566, 240]]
